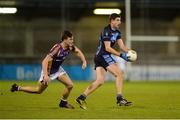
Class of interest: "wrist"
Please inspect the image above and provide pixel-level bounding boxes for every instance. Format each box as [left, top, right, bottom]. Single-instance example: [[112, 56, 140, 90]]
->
[[120, 52, 129, 61], [119, 52, 126, 57], [83, 60, 86, 63], [119, 53, 123, 57], [43, 73, 48, 77]]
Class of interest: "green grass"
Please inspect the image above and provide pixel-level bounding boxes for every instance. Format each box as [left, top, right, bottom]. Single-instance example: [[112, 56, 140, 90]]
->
[[0, 80, 180, 119]]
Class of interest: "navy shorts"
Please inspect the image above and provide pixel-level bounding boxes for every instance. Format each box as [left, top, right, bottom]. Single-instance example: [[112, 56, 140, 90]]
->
[[94, 54, 116, 71]]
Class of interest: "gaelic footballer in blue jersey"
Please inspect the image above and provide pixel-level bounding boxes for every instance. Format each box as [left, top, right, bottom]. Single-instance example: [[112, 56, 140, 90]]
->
[[95, 24, 122, 70], [11, 30, 87, 109], [76, 13, 132, 109]]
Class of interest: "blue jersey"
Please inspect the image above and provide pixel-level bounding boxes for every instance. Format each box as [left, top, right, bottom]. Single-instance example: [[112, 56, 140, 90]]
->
[[96, 24, 121, 56], [47, 43, 70, 74]]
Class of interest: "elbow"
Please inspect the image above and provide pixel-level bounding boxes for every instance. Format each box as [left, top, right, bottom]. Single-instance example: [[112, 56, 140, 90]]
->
[[42, 59, 45, 64], [105, 47, 111, 52], [42, 60, 45, 66], [42, 58, 48, 65], [42, 55, 51, 65], [42, 58, 46, 64]]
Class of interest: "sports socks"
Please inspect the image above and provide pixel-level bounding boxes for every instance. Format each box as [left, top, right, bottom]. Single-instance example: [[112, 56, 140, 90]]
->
[[59, 98, 67, 106], [17, 86, 21, 91], [78, 94, 86, 101], [117, 94, 123, 101]]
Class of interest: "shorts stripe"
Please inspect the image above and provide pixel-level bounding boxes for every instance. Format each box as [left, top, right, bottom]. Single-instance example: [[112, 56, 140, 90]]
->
[[103, 55, 115, 64]]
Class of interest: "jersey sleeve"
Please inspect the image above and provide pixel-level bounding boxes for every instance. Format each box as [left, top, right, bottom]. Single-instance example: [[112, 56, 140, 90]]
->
[[117, 31, 121, 40], [48, 44, 59, 58], [102, 28, 111, 41]]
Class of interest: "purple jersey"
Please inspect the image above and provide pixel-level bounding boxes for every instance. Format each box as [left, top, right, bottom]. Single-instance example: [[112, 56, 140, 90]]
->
[[47, 43, 70, 74]]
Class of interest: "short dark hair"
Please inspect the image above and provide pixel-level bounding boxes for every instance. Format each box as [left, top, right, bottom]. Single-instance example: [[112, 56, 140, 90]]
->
[[109, 13, 121, 21], [61, 30, 73, 41]]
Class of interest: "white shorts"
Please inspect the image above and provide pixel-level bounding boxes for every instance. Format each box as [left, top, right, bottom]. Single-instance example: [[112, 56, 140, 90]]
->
[[39, 66, 66, 82]]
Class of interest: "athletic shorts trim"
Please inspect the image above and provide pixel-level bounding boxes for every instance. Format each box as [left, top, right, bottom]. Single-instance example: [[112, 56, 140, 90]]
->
[[94, 54, 116, 71], [39, 66, 66, 82]]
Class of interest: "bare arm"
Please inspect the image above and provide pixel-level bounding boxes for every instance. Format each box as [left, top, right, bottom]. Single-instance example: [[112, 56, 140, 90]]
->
[[117, 39, 129, 52], [41, 55, 52, 85], [73, 46, 87, 69], [42, 44, 58, 76], [104, 41, 121, 57], [42, 55, 52, 76]]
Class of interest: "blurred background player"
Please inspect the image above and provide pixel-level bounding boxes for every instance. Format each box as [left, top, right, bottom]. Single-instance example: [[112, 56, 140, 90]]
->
[[76, 13, 132, 109], [11, 30, 87, 109]]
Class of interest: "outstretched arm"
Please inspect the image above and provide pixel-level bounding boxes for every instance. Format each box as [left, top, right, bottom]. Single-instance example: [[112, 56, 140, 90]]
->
[[73, 46, 87, 69]]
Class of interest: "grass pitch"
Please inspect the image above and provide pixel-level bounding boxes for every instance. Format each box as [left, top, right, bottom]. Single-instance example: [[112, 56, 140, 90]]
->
[[0, 80, 180, 119]]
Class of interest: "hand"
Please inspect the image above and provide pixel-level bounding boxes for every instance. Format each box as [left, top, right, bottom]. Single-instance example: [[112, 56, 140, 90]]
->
[[120, 52, 130, 62], [42, 75, 50, 86], [82, 61, 87, 70]]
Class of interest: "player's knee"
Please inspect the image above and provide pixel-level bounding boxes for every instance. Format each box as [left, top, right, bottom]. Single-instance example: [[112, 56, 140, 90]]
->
[[96, 76, 105, 86], [98, 82, 104, 86], [36, 89, 44, 94], [66, 83, 73, 89], [113, 71, 122, 78], [35, 87, 44, 94], [96, 80, 104, 86], [36, 91, 43, 94]]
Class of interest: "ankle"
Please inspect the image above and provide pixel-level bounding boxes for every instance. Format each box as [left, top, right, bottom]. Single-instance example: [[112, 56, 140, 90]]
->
[[117, 94, 123, 101], [78, 94, 86, 101], [59, 99, 68, 106]]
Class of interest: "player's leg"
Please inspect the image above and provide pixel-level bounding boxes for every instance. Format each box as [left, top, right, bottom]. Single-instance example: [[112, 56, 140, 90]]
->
[[84, 67, 105, 96], [10, 82, 48, 94], [58, 73, 73, 100], [107, 63, 123, 95], [76, 67, 106, 109], [11, 70, 48, 94], [107, 63, 132, 106], [57, 73, 74, 109]]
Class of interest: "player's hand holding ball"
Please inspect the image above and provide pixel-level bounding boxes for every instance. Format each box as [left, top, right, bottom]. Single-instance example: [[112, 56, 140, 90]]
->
[[120, 50, 137, 62]]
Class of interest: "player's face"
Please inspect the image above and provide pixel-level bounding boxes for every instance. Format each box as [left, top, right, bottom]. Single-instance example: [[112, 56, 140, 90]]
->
[[112, 17, 121, 29], [65, 36, 74, 47]]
